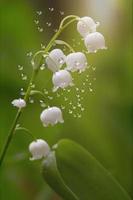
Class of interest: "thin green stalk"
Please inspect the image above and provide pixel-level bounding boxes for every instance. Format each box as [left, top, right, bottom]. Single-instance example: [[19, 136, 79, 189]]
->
[[0, 16, 78, 167]]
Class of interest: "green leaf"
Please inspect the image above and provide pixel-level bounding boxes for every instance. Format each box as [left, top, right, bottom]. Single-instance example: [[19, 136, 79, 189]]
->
[[42, 151, 79, 200], [42, 139, 131, 200]]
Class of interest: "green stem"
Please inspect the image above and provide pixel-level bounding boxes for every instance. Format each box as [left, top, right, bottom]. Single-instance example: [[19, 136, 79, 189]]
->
[[0, 16, 78, 167]]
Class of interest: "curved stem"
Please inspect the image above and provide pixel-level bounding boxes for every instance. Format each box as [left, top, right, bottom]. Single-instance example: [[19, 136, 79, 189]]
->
[[15, 127, 37, 141], [55, 40, 75, 53], [0, 15, 79, 167], [59, 15, 79, 29]]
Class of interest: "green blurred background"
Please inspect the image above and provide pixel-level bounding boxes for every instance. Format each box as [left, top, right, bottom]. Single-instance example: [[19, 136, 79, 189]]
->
[[0, 0, 132, 199]]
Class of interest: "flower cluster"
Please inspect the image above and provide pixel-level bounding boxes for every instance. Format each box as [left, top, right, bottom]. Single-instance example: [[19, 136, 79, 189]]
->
[[11, 16, 107, 161], [77, 16, 107, 52]]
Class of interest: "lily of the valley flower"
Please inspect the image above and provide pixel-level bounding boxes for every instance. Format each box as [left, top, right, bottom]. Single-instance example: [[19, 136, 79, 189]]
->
[[52, 69, 73, 92], [84, 32, 107, 53], [46, 49, 66, 72], [29, 139, 50, 161], [77, 16, 99, 38], [40, 106, 64, 127], [12, 98, 26, 108], [66, 52, 88, 73]]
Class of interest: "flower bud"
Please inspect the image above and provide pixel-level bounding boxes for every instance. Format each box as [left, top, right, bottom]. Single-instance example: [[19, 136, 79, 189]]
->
[[12, 98, 26, 108], [66, 52, 88, 73], [77, 16, 99, 37], [40, 107, 64, 127], [46, 49, 66, 72], [29, 139, 50, 161], [84, 32, 107, 53], [52, 70, 73, 92]]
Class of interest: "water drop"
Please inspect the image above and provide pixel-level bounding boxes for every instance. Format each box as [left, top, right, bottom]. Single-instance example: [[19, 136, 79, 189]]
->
[[48, 96, 53, 100], [44, 89, 48, 95], [29, 98, 34, 103], [69, 109, 73, 114], [30, 83, 35, 89], [64, 97, 68, 101], [18, 65, 23, 71], [89, 88, 93, 92], [73, 114, 77, 118], [89, 82, 92, 86], [77, 103, 81, 108], [76, 87, 79, 91], [58, 58, 64, 65], [49, 7, 54, 12], [69, 101, 72, 105], [40, 64, 45, 70], [60, 11, 65, 15], [81, 107, 85, 112], [81, 89, 85, 93], [75, 61, 80, 66], [46, 22, 52, 27], [61, 105, 65, 110], [36, 11, 42, 15], [77, 114, 82, 118], [26, 52, 33, 57], [54, 29, 58, 33], [38, 27, 43, 32], [40, 100, 46, 107], [21, 74, 27, 81], [34, 20, 39, 24], [41, 43, 45, 49], [83, 82, 86, 86], [92, 67, 96, 71], [72, 106, 76, 110]]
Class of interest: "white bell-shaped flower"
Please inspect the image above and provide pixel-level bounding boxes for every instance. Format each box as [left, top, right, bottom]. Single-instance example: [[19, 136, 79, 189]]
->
[[84, 32, 107, 53], [12, 98, 26, 108], [66, 52, 88, 73], [77, 16, 99, 37], [40, 106, 64, 127], [46, 49, 66, 72], [52, 70, 73, 92], [29, 139, 50, 161]]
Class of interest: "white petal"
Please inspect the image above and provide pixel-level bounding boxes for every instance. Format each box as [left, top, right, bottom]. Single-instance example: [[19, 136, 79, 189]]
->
[[12, 98, 26, 108], [29, 139, 50, 161], [66, 52, 88, 72], [40, 107, 64, 126], [52, 70, 73, 91], [84, 32, 107, 52], [46, 49, 66, 72], [77, 16, 98, 37]]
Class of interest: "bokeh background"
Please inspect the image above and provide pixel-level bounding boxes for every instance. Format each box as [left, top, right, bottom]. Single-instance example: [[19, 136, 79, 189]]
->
[[0, 0, 132, 199]]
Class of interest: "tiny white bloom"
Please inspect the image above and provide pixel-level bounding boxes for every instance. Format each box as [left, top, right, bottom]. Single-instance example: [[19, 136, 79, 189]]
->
[[40, 106, 64, 127], [52, 70, 73, 92], [77, 16, 99, 37], [84, 32, 107, 53], [12, 98, 26, 108], [46, 49, 66, 72], [29, 139, 50, 161], [66, 52, 88, 73]]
